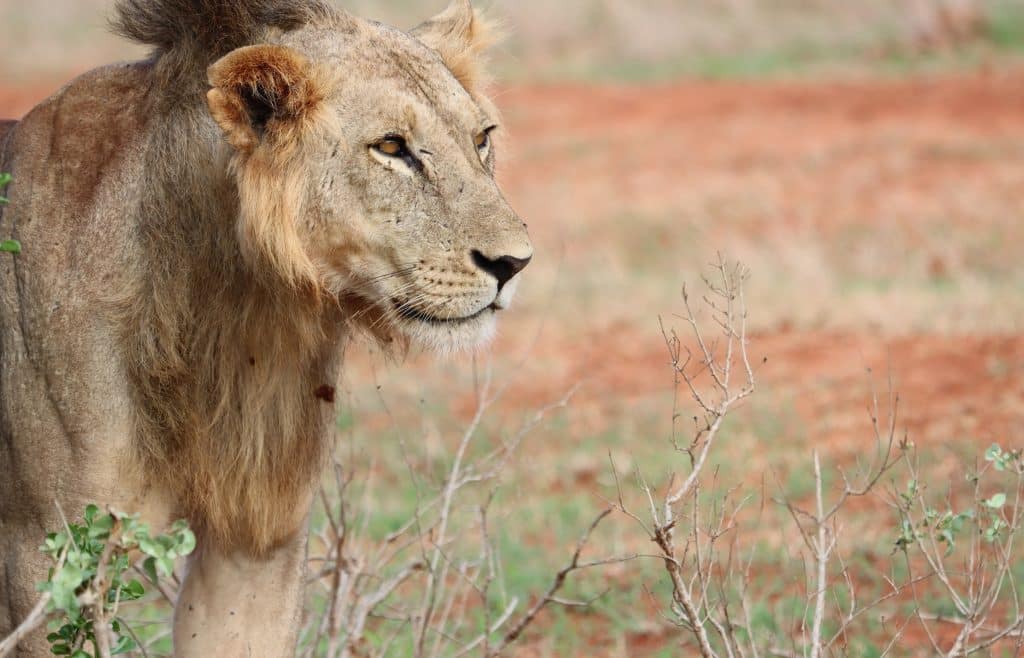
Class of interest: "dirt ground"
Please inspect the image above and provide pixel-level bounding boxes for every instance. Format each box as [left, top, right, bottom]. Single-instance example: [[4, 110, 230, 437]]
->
[[3, 68, 1023, 655], [494, 69, 1024, 455], [496, 70, 1024, 656]]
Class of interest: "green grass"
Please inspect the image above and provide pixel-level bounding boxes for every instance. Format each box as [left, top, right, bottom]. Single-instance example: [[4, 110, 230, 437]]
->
[[989, 2, 1024, 51], [511, 2, 1024, 84], [532, 44, 1020, 85]]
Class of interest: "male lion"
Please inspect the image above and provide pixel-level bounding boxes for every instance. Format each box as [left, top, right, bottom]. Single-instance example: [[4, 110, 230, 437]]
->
[[0, 0, 531, 655]]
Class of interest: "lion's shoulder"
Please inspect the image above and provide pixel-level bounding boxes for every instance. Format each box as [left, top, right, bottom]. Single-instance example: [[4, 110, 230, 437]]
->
[[10, 62, 153, 212]]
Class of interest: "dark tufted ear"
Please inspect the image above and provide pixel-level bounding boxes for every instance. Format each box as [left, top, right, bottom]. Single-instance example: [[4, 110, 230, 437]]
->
[[206, 44, 332, 288], [207, 44, 329, 153], [411, 0, 498, 94]]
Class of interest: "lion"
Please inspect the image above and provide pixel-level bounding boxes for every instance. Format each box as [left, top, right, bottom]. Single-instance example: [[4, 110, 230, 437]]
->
[[0, 0, 532, 655]]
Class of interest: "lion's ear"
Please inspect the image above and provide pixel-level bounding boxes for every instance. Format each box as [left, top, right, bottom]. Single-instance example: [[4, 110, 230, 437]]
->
[[207, 44, 329, 289], [411, 0, 498, 94], [207, 44, 328, 152]]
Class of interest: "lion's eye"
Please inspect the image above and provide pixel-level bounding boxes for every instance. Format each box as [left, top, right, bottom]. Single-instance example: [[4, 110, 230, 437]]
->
[[474, 127, 497, 164], [375, 136, 409, 158], [371, 134, 425, 174]]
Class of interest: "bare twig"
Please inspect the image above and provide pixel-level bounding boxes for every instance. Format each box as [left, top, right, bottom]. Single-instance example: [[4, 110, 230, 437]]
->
[[496, 508, 617, 652], [0, 594, 53, 658]]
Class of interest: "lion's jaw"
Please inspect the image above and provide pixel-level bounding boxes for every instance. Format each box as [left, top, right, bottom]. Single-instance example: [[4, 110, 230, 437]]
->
[[206, 6, 532, 355]]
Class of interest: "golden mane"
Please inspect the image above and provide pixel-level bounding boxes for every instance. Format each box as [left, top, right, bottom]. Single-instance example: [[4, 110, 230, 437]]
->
[[118, 124, 345, 553], [110, 3, 350, 555]]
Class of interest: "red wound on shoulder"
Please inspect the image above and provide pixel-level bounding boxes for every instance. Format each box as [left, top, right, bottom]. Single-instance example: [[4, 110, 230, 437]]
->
[[314, 385, 336, 403]]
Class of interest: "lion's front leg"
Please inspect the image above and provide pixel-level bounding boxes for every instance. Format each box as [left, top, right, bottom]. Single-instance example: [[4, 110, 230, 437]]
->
[[173, 530, 309, 657]]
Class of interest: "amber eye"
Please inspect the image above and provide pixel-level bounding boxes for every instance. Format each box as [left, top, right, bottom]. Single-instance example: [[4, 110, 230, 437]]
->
[[474, 131, 489, 151], [374, 135, 409, 158]]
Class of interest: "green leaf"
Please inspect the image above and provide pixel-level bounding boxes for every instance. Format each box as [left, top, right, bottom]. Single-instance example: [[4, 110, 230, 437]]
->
[[142, 557, 158, 585], [42, 532, 69, 557], [49, 564, 87, 612], [0, 173, 11, 186], [86, 515, 114, 540], [177, 528, 197, 556], [50, 643, 72, 655], [93, 513, 114, 531], [55, 623, 76, 641], [985, 493, 1007, 509], [112, 553, 130, 574], [137, 536, 164, 558], [111, 635, 137, 655], [938, 529, 955, 556], [0, 240, 21, 254], [123, 579, 145, 600], [157, 556, 175, 577]]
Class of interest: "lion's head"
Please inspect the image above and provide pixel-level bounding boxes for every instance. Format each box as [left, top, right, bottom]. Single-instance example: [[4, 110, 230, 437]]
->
[[202, 1, 532, 353]]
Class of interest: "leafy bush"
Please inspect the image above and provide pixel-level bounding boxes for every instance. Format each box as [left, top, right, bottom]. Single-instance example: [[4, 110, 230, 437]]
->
[[0, 172, 20, 254], [0, 506, 194, 658]]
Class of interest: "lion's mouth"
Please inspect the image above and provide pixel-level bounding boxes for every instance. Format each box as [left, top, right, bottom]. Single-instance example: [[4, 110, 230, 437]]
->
[[393, 301, 497, 326]]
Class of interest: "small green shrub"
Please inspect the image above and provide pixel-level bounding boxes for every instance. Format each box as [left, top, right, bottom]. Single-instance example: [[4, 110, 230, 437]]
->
[[37, 505, 195, 657], [0, 172, 20, 254]]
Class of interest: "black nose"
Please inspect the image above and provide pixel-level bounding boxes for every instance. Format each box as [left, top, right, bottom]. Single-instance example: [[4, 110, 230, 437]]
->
[[471, 250, 532, 291]]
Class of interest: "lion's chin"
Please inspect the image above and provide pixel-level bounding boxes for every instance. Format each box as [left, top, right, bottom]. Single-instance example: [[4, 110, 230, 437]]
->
[[398, 308, 498, 356], [340, 294, 499, 355]]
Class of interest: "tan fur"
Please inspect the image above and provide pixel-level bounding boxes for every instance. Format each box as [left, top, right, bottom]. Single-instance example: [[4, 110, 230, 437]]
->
[[1, 0, 532, 653], [0, 120, 15, 148], [120, 269, 339, 554], [411, 0, 501, 93]]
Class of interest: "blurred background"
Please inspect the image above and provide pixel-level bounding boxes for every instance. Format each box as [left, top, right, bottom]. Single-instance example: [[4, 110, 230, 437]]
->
[[3, 1, 1024, 655], [2, 0, 1024, 82]]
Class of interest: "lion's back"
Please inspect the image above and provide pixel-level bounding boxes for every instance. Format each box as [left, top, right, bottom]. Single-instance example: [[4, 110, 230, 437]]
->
[[0, 121, 15, 147], [2, 61, 153, 217], [0, 61, 155, 525]]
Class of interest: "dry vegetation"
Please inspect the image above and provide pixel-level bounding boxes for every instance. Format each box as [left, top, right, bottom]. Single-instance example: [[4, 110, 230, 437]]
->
[[6, 263, 1023, 656], [2, 1, 1024, 656]]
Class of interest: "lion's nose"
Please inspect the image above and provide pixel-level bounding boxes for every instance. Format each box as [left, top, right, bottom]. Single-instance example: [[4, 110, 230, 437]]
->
[[471, 250, 532, 291]]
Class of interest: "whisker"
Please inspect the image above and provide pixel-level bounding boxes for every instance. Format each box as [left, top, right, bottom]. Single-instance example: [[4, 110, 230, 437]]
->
[[346, 280, 421, 325], [341, 265, 418, 295], [363, 264, 417, 284]]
